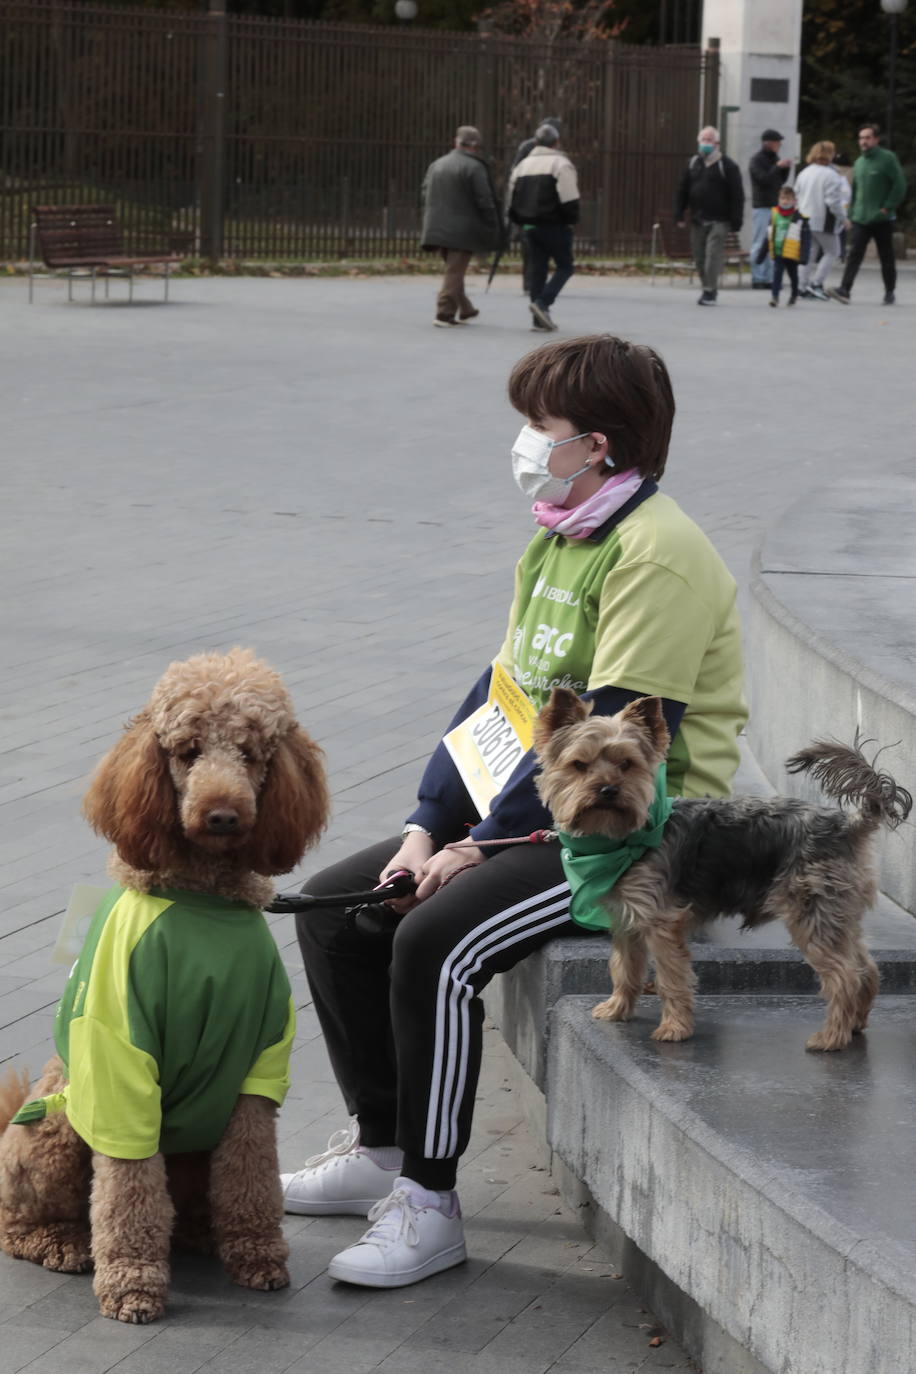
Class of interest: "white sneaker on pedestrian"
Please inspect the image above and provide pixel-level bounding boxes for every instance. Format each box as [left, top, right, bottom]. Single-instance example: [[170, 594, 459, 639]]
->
[[280, 1119, 400, 1216], [327, 1179, 467, 1288]]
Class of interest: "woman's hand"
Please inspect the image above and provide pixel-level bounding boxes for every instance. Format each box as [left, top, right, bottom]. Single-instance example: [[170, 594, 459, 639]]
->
[[379, 831, 435, 913], [413, 844, 486, 903], [379, 837, 486, 913]]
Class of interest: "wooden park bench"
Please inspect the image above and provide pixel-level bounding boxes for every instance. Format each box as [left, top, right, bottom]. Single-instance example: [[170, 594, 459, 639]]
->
[[650, 213, 751, 288], [28, 205, 183, 304]]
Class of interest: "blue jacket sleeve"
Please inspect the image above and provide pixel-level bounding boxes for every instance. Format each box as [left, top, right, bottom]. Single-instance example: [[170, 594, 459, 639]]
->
[[403, 667, 492, 845], [468, 687, 686, 848]]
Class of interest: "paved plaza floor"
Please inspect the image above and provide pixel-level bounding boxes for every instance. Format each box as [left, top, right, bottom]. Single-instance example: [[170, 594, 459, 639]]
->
[[0, 264, 913, 1373]]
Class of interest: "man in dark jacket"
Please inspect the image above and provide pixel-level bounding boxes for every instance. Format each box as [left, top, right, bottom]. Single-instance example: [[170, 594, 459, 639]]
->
[[507, 123, 580, 331], [749, 129, 792, 287], [675, 125, 744, 306], [421, 126, 502, 328]]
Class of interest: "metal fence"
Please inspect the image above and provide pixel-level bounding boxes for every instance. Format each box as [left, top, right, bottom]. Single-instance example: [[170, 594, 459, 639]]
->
[[0, 1, 718, 261]]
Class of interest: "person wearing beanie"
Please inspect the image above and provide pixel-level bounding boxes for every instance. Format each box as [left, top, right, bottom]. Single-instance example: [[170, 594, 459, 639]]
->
[[748, 129, 792, 288], [420, 126, 502, 327], [829, 123, 907, 305], [507, 122, 580, 331], [508, 117, 562, 295]]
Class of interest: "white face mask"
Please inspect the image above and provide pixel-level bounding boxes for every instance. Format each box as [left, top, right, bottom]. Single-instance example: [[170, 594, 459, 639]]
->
[[511, 425, 591, 503]]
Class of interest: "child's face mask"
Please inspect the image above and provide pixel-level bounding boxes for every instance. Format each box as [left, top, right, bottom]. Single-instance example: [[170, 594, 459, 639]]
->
[[511, 425, 591, 504]]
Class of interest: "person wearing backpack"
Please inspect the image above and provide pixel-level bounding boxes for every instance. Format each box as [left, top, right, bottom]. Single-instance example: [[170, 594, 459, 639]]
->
[[675, 126, 745, 306]]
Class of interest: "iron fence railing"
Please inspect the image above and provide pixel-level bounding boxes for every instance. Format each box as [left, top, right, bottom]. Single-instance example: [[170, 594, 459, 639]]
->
[[0, 1, 719, 261]]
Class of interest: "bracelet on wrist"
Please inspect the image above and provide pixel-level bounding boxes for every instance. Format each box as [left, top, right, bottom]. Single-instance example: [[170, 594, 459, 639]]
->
[[401, 822, 432, 842]]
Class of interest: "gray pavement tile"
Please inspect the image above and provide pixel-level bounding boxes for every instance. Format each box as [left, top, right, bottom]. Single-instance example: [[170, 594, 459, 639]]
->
[[282, 1335, 408, 1374], [12, 1316, 157, 1374], [0, 1322, 69, 1373], [192, 1327, 311, 1372], [373, 1349, 556, 1374], [1, 1272, 101, 1334], [401, 1282, 534, 1355], [551, 1307, 675, 1371], [88, 1336, 213, 1374]]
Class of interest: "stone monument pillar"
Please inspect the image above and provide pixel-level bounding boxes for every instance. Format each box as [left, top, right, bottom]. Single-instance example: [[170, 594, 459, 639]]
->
[[702, 1, 804, 244]]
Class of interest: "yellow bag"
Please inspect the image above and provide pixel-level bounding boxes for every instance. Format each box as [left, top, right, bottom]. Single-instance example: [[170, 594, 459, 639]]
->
[[782, 220, 802, 261]]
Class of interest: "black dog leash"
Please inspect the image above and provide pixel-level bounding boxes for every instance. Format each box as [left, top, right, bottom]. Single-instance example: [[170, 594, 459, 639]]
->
[[265, 870, 416, 915]]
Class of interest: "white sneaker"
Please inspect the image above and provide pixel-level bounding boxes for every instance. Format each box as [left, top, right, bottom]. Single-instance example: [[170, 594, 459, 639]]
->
[[327, 1180, 467, 1288], [280, 1119, 399, 1216]]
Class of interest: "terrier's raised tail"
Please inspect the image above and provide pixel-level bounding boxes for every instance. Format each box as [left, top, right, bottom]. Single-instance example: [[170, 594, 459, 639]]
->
[[786, 736, 912, 832]]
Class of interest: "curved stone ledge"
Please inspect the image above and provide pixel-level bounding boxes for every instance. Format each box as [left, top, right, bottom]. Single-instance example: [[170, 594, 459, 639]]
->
[[747, 475, 916, 916], [547, 995, 916, 1374]]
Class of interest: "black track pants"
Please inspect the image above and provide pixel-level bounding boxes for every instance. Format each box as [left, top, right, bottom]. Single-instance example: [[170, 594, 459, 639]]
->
[[296, 838, 579, 1190]]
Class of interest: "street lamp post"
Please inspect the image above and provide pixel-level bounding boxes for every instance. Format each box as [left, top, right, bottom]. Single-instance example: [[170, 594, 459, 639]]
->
[[880, 0, 908, 148], [394, 0, 418, 21]]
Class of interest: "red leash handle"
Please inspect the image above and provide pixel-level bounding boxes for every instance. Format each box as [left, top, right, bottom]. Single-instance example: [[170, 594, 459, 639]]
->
[[443, 829, 556, 853]]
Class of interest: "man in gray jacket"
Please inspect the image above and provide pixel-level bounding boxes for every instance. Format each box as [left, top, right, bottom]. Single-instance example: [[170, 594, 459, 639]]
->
[[421, 126, 502, 328]]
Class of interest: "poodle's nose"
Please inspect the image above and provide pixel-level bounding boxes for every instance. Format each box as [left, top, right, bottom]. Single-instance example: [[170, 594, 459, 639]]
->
[[599, 784, 619, 801], [206, 808, 241, 834]]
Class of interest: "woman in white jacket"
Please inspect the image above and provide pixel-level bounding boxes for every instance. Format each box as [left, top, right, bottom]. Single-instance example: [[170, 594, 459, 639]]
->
[[795, 141, 850, 299]]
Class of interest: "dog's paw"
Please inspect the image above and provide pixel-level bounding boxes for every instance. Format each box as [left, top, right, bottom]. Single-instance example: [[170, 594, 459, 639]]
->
[[592, 996, 632, 1022], [651, 1020, 693, 1043], [7, 1225, 92, 1273], [98, 1289, 166, 1324], [42, 1239, 93, 1273], [806, 1028, 852, 1053], [228, 1256, 289, 1291]]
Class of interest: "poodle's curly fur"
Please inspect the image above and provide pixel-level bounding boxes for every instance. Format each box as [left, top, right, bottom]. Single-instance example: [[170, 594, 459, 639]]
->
[[0, 648, 330, 1324]]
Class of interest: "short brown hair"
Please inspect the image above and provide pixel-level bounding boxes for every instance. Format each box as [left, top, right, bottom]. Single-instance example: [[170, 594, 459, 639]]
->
[[806, 140, 836, 165], [507, 334, 675, 480]]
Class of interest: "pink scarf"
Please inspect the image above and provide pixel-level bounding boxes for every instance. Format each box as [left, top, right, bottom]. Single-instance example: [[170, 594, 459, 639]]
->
[[532, 469, 644, 539]]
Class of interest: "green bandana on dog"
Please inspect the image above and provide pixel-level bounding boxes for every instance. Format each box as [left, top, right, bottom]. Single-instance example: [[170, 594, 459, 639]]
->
[[558, 765, 673, 931]]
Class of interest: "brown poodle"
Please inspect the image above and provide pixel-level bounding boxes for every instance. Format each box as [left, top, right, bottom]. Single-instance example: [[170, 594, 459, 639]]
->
[[0, 648, 329, 1324]]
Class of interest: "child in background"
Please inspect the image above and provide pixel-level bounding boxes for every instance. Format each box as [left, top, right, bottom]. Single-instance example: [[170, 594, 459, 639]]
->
[[757, 185, 810, 307]]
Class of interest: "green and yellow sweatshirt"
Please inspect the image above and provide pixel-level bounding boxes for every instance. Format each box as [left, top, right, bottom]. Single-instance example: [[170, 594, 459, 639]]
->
[[13, 886, 294, 1158], [405, 484, 747, 844]]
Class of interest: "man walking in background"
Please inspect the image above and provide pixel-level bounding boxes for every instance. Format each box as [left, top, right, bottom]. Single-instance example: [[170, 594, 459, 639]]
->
[[829, 123, 907, 306], [507, 123, 580, 331], [421, 126, 502, 328], [749, 129, 792, 289], [509, 116, 561, 296], [675, 126, 744, 306]]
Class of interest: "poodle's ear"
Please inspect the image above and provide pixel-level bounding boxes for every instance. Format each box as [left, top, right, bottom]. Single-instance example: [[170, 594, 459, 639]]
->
[[247, 725, 330, 876], [532, 687, 592, 758], [82, 711, 179, 871]]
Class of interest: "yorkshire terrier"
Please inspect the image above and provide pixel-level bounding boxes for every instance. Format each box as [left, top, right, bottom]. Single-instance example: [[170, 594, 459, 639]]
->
[[534, 689, 912, 1052]]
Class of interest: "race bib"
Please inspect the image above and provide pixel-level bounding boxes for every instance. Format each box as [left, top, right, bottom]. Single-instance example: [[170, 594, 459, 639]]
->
[[444, 662, 537, 818]]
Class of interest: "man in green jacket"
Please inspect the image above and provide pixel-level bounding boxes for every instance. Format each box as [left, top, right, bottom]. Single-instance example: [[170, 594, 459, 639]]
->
[[830, 123, 907, 305]]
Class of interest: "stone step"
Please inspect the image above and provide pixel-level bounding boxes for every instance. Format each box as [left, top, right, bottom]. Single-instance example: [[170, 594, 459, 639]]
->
[[547, 993, 916, 1374]]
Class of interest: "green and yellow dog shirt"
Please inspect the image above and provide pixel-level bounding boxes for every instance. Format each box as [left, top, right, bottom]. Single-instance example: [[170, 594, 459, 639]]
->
[[14, 886, 294, 1158]]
